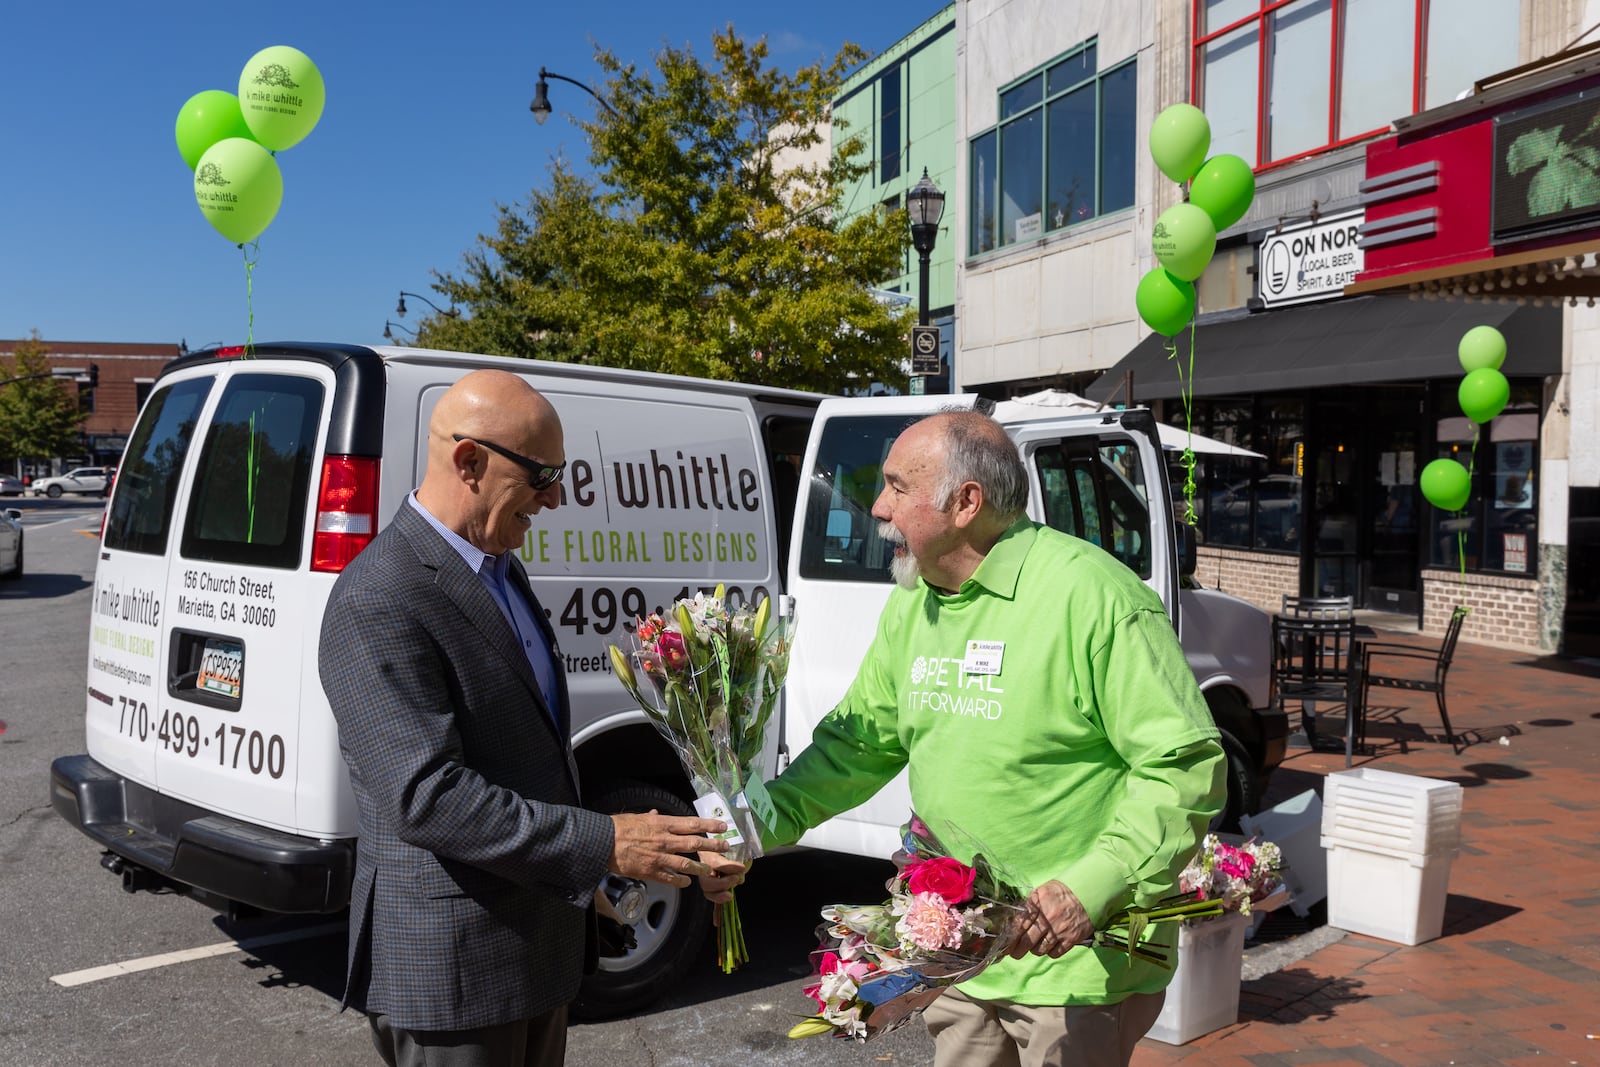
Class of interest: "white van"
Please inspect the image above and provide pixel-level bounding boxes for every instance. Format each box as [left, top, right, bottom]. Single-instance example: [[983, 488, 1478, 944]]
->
[[53, 343, 1284, 1017]]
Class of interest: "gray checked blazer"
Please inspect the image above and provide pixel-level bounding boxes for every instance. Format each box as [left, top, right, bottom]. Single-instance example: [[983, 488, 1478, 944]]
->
[[318, 502, 614, 1030]]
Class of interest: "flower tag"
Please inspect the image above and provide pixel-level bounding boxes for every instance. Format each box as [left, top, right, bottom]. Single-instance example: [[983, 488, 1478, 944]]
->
[[962, 640, 1004, 676], [694, 791, 746, 847]]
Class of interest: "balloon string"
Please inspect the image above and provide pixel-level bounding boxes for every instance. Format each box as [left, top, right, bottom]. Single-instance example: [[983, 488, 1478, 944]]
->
[[1457, 426, 1481, 601], [247, 411, 258, 544], [242, 240, 260, 358], [1166, 321, 1199, 525]]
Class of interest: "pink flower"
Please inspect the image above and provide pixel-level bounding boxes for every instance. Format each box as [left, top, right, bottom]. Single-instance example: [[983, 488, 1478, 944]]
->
[[655, 630, 688, 672], [904, 856, 977, 904], [896, 891, 967, 952], [1213, 841, 1256, 881]]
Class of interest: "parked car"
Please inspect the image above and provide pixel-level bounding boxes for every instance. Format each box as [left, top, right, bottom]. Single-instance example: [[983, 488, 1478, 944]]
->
[[0, 475, 25, 496], [0, 508, 22, 579], [29, 467, 110, 498]]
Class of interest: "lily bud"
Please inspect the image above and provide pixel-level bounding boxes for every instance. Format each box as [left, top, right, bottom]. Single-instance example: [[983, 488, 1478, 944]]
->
[[608, 645, 637, 690], [787, 1016, 835, 1039], [714, 581, 726, 600], [676, 603, 697, 642], [752, 595, 772, 642]]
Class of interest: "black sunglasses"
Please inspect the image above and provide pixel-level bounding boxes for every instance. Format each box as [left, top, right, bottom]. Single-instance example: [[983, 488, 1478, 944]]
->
[[453, 434, 566, 491]]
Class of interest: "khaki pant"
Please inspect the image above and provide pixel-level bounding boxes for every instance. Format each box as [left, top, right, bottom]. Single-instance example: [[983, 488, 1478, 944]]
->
[[923, 987, 1165, 1067]]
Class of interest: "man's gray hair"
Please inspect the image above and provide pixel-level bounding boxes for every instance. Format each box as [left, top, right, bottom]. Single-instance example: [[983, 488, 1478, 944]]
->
[[927, 407, 1028, 522]]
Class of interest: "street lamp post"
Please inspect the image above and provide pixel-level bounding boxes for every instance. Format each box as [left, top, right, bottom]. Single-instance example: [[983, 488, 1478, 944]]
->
[[382, 320, 417, 343], [396, 291, 458, 319], [905, 168, 946, 392], [529, 67, 619, 124]]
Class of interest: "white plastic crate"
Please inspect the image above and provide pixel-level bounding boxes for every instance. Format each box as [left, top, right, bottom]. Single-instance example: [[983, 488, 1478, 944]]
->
[[1322, 768, 1462, 855], [1144, 912, 1249, 1045], [1324, 842, 1455, 945]]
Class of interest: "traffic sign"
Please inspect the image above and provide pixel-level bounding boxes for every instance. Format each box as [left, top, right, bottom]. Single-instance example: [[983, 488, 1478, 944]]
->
[[910, 325, 941, 375]]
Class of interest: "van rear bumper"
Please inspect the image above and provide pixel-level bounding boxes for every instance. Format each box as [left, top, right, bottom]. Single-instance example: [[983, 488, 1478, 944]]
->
[[50, 754, 354, 914]]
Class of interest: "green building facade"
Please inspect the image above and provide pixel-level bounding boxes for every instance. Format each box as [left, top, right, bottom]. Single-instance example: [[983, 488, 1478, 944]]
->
[[831, 6, 958, 355]]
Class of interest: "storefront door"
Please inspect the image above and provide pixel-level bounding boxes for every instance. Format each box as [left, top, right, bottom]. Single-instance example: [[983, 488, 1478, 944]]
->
[[1306, 389, 1422, 615]]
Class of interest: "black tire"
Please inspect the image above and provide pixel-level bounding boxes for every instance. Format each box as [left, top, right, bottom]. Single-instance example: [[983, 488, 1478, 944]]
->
[[45, 484, 62, 499], [1211, 729, 1262, 833], [570, 780, 713, 1021], [1, 537, 18, 580]]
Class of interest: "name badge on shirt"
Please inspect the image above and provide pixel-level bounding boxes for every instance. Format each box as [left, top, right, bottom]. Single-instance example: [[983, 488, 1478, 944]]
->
[[963, 640, 1004, 676]]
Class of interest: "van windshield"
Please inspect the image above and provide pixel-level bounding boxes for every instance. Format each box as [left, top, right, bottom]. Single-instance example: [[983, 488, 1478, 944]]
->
[[103, 377, 215, 555]]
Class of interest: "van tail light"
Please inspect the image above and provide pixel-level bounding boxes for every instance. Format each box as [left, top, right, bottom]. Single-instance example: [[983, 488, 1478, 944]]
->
[[312, 455, 380, 573]]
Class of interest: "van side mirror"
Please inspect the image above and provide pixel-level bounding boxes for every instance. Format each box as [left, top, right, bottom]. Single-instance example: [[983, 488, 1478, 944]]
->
[[1175, 520, 1197, 578]]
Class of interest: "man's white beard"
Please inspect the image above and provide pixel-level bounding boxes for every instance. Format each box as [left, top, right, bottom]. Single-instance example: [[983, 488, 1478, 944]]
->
[[880, 522, 920, 591]]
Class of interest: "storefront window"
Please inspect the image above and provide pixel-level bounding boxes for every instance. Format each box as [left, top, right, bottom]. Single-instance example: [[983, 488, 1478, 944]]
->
[[969, 41, 1137, 255], [1166, 396, 1301, 552], [1429, 384, 1539, 575], [1194, 0, 1519, 168]]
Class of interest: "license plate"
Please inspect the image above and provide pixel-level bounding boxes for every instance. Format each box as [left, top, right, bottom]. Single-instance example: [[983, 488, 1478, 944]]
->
[[198, 638, 244, 700]]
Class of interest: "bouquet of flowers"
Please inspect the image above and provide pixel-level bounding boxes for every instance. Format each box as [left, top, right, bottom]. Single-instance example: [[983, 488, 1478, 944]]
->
[[788, 813, 1229, 1041], [786, 812, 1028, 1041], [608, 585, 796, 973], [1178, 833, 1289, 917]]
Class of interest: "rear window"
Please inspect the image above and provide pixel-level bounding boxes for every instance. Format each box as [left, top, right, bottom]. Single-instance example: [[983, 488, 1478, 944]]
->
[[1035, 437, 1152, 579], [180, 373, 325, 569], [103, 378, 215, 555]]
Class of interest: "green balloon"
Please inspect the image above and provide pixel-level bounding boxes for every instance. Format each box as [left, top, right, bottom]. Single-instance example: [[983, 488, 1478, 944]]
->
[[1149, 103, 1211, 184], [1458, 325, 1507, 372], [193, 138, 283, 244], [238, 45, 326, 151], [1135, 268, 1196, 336], [1420, 458, 1472, 513], [1151, 203, 1217, 282], [1459, 367, 1510, 424], [1188, 154, 1256, 232], [174, 90, 254, 171]]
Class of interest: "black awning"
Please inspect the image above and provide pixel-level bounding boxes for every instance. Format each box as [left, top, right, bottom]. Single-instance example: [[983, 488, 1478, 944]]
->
[[1086, 296, 1562, 403]]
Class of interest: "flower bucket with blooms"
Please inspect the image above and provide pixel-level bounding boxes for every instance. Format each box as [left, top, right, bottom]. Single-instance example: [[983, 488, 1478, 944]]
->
[[787, 813, 1225, 1041], [608, 586, 796, 972], [1178, 833, 1289, 917]]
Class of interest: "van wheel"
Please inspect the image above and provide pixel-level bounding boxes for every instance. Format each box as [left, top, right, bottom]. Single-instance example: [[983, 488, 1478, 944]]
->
[[570, 780, 712, 1021], [1211, 729, 1262, 833]]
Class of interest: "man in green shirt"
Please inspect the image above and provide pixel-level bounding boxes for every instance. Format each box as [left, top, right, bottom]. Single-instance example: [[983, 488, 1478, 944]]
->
[[706, 409, 1225, 1066]]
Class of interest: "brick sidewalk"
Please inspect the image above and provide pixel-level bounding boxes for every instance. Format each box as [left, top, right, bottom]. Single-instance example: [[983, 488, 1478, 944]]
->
[[1134, 634, 1600, 1066]]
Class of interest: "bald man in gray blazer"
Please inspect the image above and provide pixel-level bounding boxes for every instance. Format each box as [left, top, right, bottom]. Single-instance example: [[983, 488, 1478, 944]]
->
[[320, 370, 728, 1067]]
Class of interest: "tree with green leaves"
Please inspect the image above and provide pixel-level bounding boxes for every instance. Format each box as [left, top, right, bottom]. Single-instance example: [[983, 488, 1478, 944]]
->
[[417, 28, 912, 394], [0, 332, 86, 463]]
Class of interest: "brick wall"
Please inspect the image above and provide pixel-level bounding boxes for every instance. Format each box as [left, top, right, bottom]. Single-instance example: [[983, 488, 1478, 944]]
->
[[1421, 569, 1542, 651], [1193, 547, 1300, 616]]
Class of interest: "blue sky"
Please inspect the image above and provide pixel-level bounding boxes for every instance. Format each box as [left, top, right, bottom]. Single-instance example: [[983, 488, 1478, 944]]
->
[[4, 1, 942, 350]]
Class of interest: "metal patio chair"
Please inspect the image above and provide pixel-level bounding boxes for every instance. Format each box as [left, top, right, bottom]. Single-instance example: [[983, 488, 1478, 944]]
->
[[1358, 606, 1470, 754], [1273, 610, 1360, 765]]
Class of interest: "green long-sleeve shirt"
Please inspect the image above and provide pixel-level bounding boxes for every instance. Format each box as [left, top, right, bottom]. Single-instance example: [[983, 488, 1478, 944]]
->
[[762, 520, 1226, 1005]]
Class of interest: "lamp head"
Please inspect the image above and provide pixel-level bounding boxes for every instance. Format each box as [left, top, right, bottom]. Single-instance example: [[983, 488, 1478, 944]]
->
[[530, 71, 552, 125], [907, 167, 945, 255], [396, 292, 407, 316]]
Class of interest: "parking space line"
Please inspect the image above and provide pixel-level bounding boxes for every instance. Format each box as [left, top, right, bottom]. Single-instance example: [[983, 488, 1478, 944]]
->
[[49, 922, 345, 988]]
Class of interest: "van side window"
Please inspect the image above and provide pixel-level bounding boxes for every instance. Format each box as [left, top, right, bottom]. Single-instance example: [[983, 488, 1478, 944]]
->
[[103, 377, 215, 555], [1034, 438, 1152, 579], [180, 374, 325, 569], [798, 415, 904, 583]]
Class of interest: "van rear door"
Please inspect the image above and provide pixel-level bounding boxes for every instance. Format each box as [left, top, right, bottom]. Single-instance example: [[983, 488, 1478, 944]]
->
[[152, 365, 336, 835], [90, 371, 219, 792]]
